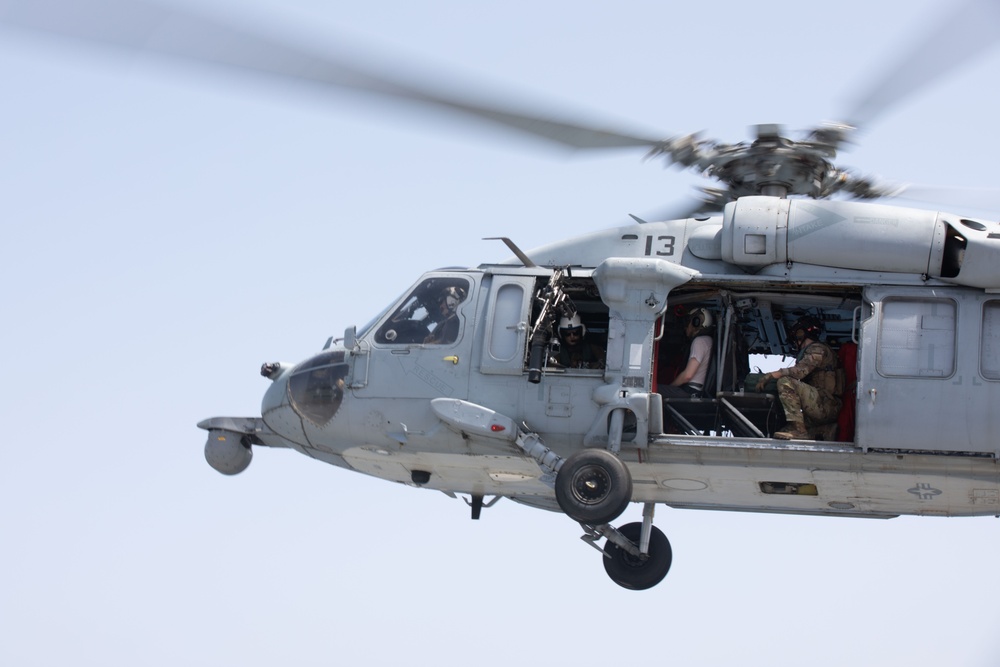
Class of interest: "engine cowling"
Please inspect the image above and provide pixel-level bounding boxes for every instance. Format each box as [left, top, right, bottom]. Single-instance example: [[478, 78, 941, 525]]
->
[[204, 429, 252, 475], [720, 196, 945, 274]]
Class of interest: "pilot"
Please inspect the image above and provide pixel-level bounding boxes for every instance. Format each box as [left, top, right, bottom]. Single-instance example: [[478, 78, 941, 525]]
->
[[553, 314, 605, 369], [423, 285, 466, 345], [660, 307, 714, 398], [756, 315, 841, 440]]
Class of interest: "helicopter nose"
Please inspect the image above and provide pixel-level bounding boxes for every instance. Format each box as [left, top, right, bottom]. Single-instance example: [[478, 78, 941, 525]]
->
[[261, 368, 288, 413], [261, 351, 351, 440], [260, 365, 308, 443]]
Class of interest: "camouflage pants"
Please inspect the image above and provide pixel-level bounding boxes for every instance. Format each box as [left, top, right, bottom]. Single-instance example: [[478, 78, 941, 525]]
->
[[775, 376, 841, 426]]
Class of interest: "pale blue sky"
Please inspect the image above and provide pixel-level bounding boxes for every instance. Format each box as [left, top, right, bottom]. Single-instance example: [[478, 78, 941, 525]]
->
[[2, 1, 999, 665]]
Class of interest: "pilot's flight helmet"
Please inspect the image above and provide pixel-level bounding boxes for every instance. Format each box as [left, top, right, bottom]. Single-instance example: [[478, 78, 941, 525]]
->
[[438, 286, 466, 314], [789, 315, 823, 340], [687, 307, 713, 332], [558, 313, 586, 339]]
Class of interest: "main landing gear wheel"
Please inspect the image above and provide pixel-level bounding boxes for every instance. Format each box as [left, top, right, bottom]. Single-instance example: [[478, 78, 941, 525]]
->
[[555, 449, 632, 525], [603, 522, 673, 590]]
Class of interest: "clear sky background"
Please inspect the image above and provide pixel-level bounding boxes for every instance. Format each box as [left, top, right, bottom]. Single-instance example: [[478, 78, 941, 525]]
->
[[2, 1, 1000, 665]]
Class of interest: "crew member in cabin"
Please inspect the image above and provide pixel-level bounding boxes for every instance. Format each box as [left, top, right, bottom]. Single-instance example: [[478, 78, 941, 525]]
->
[[756, 316, 841, 440], [660, 307, 714, 398], [423, 285, 467, 345], [553, 314, 605, 369]]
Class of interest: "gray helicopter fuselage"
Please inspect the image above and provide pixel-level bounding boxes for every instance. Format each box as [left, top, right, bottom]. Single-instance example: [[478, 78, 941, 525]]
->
[[201, 196, 1000, 520]]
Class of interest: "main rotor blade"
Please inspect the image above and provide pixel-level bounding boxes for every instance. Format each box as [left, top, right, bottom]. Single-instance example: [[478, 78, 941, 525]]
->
[[0, 0, 665, 150], [843, 0, 1000, 128], [885, 184, 1000, 216]]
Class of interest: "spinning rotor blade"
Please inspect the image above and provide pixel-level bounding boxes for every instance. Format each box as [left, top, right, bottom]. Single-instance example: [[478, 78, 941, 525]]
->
[[637, 201, 718, 223], [884, 184, 1000, 214], [843, 0, 1000, 128], [0, 0, 664, 151]]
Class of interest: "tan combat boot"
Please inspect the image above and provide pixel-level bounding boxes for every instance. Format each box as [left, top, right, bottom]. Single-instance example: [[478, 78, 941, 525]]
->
[[774, 421, 809, 440]]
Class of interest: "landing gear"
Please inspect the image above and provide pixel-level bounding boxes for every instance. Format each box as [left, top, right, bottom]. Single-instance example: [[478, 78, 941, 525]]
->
[[511, 419, 667, 588], [576, 504, 673, 590], [602, 522, 672, 590], [555, 449, 632, 525]]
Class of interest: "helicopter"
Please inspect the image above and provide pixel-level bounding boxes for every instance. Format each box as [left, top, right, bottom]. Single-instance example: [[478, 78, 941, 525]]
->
[[5, 0, 1000, 591]]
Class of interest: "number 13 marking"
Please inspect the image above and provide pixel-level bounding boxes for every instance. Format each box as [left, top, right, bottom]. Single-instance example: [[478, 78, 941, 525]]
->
[[644, 235, 675, 256]]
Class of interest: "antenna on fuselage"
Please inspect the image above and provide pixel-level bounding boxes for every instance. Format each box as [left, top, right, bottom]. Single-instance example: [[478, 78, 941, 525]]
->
[[485, 237, 536, 267]]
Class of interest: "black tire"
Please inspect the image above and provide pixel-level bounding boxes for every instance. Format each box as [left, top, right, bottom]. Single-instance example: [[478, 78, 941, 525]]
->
[[554, 449, 632, 525], [603, 522, 672, 591]]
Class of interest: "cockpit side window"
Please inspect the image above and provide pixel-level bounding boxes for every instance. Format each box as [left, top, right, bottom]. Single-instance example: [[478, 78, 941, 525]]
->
[[375, 277, 471, 345]]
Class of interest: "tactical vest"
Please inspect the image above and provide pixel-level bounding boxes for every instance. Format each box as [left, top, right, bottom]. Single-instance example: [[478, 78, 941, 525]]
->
[[800, 342, 839, 396]]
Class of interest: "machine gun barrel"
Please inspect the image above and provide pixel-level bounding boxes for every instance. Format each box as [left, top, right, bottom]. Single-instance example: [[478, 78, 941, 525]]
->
[[527, 269, 572, 383]]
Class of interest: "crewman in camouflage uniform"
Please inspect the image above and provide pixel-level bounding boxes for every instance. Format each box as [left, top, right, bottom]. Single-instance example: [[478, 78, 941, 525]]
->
[[755, 316, 841, 440]]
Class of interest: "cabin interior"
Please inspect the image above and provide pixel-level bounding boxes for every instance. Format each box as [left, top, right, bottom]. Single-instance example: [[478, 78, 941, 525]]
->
[[527, 275, 861, 444]]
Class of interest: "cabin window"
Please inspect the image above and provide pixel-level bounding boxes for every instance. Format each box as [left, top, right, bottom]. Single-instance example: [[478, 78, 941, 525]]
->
[[980, 301, 1000, 380], [526, 275, 610, 373], [877, 297, 956, 378]]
